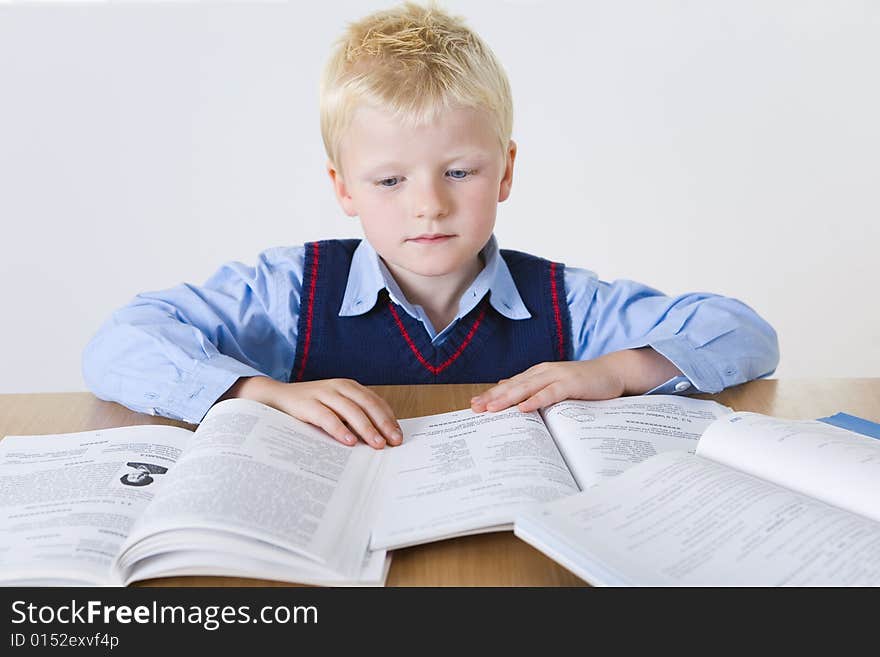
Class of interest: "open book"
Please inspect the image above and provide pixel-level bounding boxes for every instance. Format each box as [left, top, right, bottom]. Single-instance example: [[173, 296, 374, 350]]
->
[[368, 394, 732, 549], [513, 412, 880, 586], [1, 394, 732, 585], [0, 399, 390, 586]]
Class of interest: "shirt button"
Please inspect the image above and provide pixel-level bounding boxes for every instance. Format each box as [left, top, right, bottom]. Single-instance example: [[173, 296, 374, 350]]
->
[[674, 381, 691, 392]]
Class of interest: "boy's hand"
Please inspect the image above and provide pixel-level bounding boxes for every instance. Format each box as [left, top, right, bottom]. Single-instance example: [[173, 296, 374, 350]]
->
[[219, 377, 403, 449], [470, 348, 682, 414]]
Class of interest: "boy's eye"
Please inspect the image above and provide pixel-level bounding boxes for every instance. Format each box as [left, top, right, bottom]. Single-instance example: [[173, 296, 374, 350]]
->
[[375, 169, 475, 188]]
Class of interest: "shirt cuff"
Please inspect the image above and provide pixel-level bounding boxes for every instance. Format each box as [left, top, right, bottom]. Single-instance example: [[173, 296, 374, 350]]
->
[[645, 375, 696, 396], [162, 355, 268, 424], [645, 334, 726, 394]]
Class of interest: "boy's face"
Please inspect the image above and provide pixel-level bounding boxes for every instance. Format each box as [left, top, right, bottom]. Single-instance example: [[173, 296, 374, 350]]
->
[[328, 104, 516, 281]]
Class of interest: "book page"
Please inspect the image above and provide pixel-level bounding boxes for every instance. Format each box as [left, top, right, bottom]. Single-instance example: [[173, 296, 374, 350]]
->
[[514, 451, 880, 586], [0, 425, 193, 585], [370, 407, 579, 550], [539, 395, 732, 489], [696, 412, 880, 523], [119, 398, 382, 581], [126, 545, 391, 587]]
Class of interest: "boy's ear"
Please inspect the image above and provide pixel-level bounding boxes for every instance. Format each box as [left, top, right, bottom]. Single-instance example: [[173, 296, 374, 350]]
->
[[498, 140, 517, 203], [326, 159, 358, 217]]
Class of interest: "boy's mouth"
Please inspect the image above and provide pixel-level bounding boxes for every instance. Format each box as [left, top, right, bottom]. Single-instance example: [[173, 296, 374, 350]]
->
[[408, 234, 455, 244]]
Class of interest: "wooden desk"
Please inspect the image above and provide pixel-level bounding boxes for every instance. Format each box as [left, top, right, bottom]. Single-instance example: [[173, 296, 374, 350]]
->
[[2, 379, 878, 586]]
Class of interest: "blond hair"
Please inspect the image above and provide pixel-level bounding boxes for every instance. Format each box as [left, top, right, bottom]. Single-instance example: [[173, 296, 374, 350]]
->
[[320, 1, 513, 172]]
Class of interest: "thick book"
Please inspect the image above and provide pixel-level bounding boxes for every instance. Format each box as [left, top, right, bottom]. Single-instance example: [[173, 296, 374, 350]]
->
[[513, 412, 880, 586], [0, 398, 390, 586], [1, 394, 731, 585]]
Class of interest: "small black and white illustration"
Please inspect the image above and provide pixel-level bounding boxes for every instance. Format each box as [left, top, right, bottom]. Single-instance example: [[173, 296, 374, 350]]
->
[[119, 461, 168, 487], [556, 408, 597, 422]]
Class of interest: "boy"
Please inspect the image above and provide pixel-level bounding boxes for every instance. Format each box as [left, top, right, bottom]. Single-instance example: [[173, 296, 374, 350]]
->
[[82, 2, 779, 450]]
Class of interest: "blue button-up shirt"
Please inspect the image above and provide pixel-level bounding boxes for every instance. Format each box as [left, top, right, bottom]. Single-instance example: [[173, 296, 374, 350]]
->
[[82, 235, 779, 424]]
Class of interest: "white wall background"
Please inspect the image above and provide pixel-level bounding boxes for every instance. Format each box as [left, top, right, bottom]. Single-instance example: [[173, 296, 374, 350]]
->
[[1, 0, 878, 393]]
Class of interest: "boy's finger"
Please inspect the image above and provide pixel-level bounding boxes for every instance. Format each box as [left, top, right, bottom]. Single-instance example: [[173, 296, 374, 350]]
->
[[338, 386, 403, 445], [299, 402, 358, 446], [321, 393, 386, 449], [472, 380, 517, 408], [475, 368, 553, 406], [471, 385, 505, 411], [517, 383, 565, 413], [472, 382, 517, 411], [472, 367, 551, 411], [484, 377, 553, 412], [483, 386, 532, 411]]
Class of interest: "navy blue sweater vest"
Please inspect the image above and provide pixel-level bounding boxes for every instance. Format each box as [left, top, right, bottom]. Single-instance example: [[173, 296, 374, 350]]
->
[[290, 240, 572, 385]]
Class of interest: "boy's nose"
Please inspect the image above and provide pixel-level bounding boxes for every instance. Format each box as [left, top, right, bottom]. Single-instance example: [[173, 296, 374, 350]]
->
[[414, 181, 449, 220]]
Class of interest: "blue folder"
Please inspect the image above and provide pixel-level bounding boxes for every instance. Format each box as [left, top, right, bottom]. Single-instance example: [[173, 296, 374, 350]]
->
[[816, 412, 880, 440]]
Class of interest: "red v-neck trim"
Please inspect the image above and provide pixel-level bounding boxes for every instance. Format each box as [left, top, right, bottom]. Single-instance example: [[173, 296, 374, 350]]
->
[[387, 301, 486, 375]]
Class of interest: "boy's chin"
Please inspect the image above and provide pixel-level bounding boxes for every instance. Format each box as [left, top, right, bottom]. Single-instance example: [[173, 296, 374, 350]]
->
[[398, 262, 461, 278], [393, 256, 475, 279]]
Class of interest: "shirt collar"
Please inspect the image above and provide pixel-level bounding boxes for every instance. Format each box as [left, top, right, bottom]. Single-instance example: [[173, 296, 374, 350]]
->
[[338, 235, 531, 321]]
